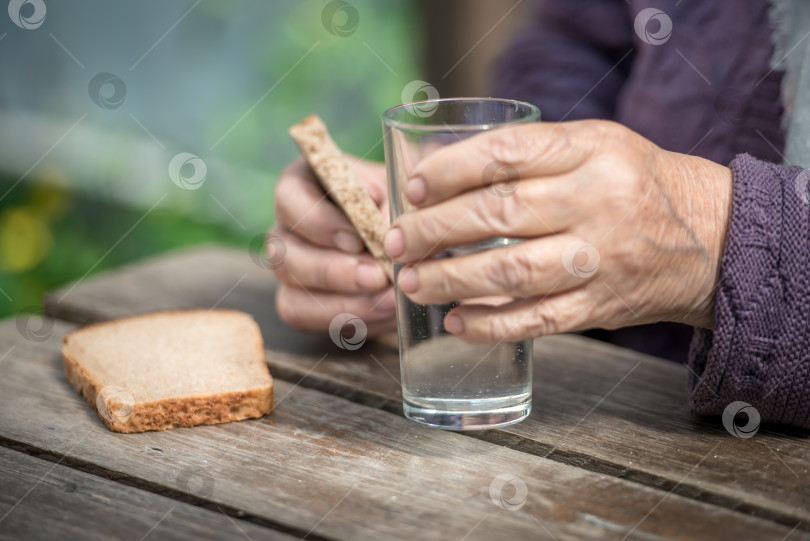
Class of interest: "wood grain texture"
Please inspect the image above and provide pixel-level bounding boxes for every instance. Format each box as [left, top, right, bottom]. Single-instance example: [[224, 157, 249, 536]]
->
[[0, 319, 803, 541], [42, 245, 810, 527], [0, 447, 293, 541]]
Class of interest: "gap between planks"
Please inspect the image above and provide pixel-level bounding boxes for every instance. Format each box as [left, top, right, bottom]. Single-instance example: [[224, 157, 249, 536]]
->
[[266, 360, 810, 534], [0, 435, 337, 541], [1, 388, 806, 539]]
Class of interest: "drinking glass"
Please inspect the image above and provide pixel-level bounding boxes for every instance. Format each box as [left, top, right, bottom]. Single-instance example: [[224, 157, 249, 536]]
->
[[382, 97, 540, 430]]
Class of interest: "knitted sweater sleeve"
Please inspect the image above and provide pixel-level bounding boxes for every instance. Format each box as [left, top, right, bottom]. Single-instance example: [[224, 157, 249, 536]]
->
[[688, 153, 810, 428]]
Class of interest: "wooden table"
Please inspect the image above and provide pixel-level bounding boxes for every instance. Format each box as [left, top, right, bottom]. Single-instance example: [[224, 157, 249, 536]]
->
[[1, 244, 808, 540]]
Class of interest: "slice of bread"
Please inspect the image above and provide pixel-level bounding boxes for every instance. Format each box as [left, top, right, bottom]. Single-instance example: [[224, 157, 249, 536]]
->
[[289, 114, 394, 281], [63, 309, 274, 433]]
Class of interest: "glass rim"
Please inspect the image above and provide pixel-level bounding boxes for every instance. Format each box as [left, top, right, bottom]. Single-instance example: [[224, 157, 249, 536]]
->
[[382, 97, 540, 132]]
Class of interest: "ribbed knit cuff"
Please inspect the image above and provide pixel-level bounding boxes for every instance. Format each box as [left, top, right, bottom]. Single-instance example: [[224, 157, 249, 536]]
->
[[688, 154, 810, 428]]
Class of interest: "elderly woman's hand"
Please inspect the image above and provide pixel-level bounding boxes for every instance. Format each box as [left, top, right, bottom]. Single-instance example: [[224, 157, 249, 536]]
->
[[383, 120, 733, 342]]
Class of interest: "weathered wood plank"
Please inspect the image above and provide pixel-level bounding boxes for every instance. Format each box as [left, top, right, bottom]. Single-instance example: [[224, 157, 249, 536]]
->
[[0, 319, 803, 541], [0, 447, 294, 541], [44, 243, 336, 356], [42, 245, 810, 526]]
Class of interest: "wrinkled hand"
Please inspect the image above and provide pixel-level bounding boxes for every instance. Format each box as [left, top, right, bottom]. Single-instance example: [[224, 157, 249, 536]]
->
[[383, 120, 733, 342], [270, 156, 396, 336]]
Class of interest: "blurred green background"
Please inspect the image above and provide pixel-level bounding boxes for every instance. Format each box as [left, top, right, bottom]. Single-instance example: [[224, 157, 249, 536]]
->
[[0, 0, 528, 319]]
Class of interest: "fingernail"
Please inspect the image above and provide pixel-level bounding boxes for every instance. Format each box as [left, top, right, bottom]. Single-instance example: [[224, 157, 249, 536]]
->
[[334, 230, 363, 254], [384, 227, 405, 258], [405, 176, 427, 205], [371, 288, 396, 312], [356, 261, 388, 290], [445, 314, 464, 334], [398, 266, 418, 293]]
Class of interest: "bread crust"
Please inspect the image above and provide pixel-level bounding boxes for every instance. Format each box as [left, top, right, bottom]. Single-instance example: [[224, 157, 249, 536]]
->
[[62, 309, 274, 434], [289, 114, 394, 281]]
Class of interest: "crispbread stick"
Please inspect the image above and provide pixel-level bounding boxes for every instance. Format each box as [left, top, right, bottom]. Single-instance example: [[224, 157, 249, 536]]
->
[[289, 114, 394, 281]]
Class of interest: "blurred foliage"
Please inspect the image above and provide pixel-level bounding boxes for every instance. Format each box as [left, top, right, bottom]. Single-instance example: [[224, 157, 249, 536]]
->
[[0, 172, 248, 318], [1, 0, 422, 320]]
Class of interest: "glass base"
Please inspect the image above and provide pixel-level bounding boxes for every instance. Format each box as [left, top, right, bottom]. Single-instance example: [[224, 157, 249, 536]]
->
[[403, 399, 531, 431]]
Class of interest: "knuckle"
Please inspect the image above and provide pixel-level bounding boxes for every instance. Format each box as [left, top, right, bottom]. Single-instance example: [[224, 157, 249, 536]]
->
[[480, 313, 507, 341], [578, 119, 620, 142], [584, 118, 614, 133], [485, 123, 575, 174], [526, 302, 560, 336], [435, 260, 464, 298], [473, 191, 515, 234], [488, 249, 535, 295], [486, 127, 532, 166]]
